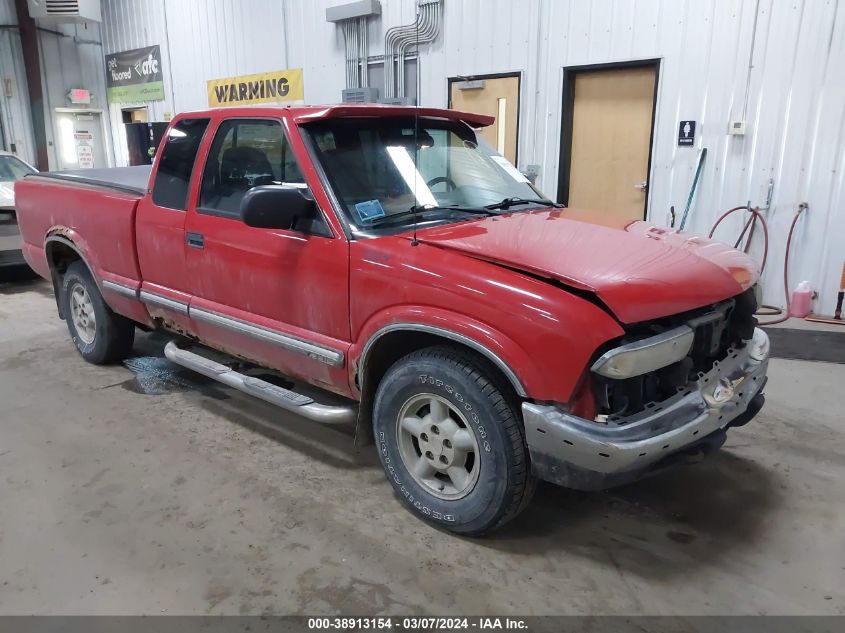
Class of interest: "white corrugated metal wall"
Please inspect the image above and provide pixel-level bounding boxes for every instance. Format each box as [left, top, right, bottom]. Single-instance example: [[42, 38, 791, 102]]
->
[[96, 0, 844, 313], [37, 19, 113, 168], [0, 0, 37, 164], [0, 0, 111, 168]]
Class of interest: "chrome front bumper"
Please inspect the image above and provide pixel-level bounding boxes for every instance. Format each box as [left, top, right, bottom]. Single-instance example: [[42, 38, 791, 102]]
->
[[523, 328, 769, 490]]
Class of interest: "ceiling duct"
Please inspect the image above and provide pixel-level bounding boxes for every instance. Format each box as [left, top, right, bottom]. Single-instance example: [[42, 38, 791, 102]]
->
[[27, 0, 101, 23], [384, 0, 442, 99]]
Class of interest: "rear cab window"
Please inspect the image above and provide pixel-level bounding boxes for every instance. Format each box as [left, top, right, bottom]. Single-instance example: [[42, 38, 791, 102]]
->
[[151, 118, 210, 210]]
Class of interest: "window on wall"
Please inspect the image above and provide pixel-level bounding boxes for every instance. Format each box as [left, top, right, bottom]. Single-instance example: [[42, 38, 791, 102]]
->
[[151, 118, 210, 210], [199, 119, 305, 217]]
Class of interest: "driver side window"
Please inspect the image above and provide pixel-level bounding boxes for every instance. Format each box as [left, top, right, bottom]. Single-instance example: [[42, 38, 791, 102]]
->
[[199, 118, 305, 217]]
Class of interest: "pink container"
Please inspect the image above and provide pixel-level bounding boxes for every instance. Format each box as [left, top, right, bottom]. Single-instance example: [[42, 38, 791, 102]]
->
[[789, 281, 814, 318]]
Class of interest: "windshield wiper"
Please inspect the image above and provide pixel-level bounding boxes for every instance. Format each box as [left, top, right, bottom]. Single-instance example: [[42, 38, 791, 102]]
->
[[364, 204, 492, 226], [484, 197, 564, 211]]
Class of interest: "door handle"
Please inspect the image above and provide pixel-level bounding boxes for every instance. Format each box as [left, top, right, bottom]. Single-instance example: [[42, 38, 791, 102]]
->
[[186, 232, 204, 249], [634, 181, 648, 191]]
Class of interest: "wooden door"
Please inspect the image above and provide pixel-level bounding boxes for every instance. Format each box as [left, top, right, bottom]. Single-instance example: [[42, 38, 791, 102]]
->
[[450, 75, 519, 164], [566, 66, 656, 221]]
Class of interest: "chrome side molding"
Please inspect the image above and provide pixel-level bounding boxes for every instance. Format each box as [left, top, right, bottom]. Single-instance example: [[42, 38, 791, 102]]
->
[[190, 307, 344, 367], [139, 290, 189, 315], [102, 279, 140, 300], [136, 289, 344, 367], [163, 341, 357, 425]]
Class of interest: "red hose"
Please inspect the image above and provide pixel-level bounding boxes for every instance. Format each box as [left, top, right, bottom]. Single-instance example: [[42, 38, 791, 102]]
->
[[708, 204, 807, 325], [709, 206, 769, 271]]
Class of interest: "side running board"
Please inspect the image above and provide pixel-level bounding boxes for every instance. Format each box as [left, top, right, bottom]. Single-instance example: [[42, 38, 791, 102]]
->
[[163, 341, 357, 425]]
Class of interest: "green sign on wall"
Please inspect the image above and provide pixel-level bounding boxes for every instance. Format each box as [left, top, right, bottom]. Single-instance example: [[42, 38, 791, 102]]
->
[[105, 45, 165, 104]]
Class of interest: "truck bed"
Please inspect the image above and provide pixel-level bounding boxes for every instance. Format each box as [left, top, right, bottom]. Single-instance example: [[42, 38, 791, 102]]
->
[[36, 166, 151, 196], [16, 168, 147, 285]]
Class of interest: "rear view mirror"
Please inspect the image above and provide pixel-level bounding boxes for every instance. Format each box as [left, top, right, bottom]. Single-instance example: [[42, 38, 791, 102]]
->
[[240, 185, 317, 230]]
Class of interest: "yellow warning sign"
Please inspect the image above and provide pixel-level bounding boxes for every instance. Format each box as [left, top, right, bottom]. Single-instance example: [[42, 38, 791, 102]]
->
[[207, 68, 304, 107]]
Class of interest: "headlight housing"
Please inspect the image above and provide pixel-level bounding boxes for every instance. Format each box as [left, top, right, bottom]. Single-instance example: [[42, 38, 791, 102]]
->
[[591, 325, 695, 379]]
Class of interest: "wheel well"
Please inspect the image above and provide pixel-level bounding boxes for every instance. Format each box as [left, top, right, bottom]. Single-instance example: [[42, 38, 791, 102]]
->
[[354, 330, 522, 445], [46, 240, 83, 276], [45, 239, 86, 317]]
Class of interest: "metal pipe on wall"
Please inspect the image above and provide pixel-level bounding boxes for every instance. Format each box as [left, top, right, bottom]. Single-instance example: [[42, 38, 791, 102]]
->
[[396, 2, 440, 98], [341, 15, 370, 89], [384, 4, 425, 99], [384, 0, 442, 100], [384, 20, 414, 98], [343, 20, 356, 88], [359, 16, 368, 88]]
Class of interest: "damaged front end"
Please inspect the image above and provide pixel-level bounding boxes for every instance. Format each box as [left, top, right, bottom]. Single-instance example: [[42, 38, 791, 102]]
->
[[522, 288, 769, 491]]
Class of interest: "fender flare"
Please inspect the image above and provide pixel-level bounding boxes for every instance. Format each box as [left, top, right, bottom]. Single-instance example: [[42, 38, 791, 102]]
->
[[43, 232, 98, 316], [358, 321, 528, 398], [44, 234, 96, 276]]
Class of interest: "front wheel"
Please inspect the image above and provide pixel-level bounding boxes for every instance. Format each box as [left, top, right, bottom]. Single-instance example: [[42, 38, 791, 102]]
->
[[373, 347, 536, 535], [62, 260, 135, 364]]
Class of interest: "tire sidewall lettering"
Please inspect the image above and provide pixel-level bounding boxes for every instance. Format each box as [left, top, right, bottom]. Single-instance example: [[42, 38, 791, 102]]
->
[[375, 360, 512, 530], [378, 430, 456, 522]]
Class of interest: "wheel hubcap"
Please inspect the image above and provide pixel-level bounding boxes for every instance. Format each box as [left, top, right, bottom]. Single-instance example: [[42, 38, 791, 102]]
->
[[70, 282, 96, 345], [396, 393, 480, 500]]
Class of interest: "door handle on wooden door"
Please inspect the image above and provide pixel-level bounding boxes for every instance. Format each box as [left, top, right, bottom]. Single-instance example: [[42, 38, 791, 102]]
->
[[186, 232, 204, 249], [634, 181, 648, 191]]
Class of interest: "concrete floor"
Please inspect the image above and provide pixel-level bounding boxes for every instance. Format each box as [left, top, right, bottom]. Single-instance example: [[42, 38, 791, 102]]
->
[[1, 274, 843, 616]]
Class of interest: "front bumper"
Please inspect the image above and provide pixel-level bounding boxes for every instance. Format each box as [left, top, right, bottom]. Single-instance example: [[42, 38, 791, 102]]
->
[[523, 328, 769, 490]]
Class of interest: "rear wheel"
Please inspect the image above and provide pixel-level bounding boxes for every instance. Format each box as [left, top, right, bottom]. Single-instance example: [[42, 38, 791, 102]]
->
[[62, 260, 135, 364], [373, 346, 536, 535]]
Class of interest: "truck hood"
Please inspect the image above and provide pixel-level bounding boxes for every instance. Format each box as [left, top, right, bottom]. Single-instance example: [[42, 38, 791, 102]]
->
[[414, 208, 759, 323]]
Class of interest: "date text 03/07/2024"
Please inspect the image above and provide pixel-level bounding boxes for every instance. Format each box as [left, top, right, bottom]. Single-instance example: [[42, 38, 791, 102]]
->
[[307, 617, 529, 630]]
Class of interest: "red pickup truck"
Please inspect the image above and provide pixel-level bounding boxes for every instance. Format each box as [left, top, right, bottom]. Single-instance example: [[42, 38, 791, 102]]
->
[[16, 105, 769, 534]]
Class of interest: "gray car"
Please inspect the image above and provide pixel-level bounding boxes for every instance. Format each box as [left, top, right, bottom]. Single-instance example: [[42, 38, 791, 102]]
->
[[0, 151, 38, 269]]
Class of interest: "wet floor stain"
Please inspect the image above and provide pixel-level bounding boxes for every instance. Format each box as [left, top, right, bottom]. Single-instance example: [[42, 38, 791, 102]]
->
[[121, 356, 229, 399], [666, 530, 697, 544]]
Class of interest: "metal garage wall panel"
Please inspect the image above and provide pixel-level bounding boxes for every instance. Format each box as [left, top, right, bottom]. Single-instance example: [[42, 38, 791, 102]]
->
[[36, 21, 112, 168], [409, 0, 844, 311], [283, 0, 346, 104], [0, 0, 37, 164], [94, 0, 844, 312], [0, 0, 110, 168]]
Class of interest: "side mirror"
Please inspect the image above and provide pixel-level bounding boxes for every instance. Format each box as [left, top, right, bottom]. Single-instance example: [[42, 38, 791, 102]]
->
[[239, 185, 316, 230]]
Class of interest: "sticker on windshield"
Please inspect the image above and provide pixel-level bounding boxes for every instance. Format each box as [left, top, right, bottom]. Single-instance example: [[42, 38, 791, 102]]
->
[[491, 155, 530, 183], [355, 199, 386, 222]]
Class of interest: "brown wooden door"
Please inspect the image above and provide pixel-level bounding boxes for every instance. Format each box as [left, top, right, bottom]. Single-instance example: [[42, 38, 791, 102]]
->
[[450, 75, 519, 164], [566, 66, 656, 221]]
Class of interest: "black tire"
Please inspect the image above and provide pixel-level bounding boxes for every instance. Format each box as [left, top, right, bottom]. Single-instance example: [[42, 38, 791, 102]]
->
[[373, 346, 536, 535], [61, 260, 135, 364]]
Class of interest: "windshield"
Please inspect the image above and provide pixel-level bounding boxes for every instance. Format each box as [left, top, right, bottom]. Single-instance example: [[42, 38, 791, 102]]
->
[[0, 155, 36, 181], [303, 117, 546, 232]]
